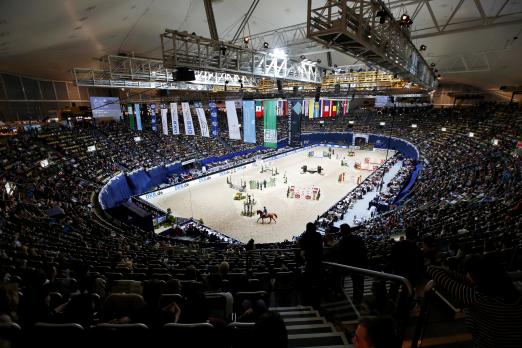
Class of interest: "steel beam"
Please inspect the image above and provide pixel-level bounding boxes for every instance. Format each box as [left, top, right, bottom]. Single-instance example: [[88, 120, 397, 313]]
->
[[203, 0, 219, 41]]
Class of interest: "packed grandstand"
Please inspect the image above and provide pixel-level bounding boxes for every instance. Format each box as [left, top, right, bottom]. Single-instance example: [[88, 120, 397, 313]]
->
[[1, 102, 521, 347]]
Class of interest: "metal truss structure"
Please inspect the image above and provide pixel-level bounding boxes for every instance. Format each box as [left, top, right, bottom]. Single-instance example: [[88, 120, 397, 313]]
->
[[72, 55, 258, 89], [160, 30, 323, 84], [306, 0, 437, 89], [323, 64, 407, 89]]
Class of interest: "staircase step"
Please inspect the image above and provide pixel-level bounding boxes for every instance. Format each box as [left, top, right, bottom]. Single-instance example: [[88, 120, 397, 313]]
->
[[283, 317, 327, 325], [288, 332, 350, 348], [270, 306, 314, 312], [286, 323, 336, 335], [277, 310, 320, 318]]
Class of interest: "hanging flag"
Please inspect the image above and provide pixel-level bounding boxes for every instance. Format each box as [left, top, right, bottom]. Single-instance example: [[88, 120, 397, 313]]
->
[[181, 102, 195, 136], [263, 99, 277, 148], [150, 103, 157, 131], [135, 103, 142, 131], [303, 99, 308, 118], [170, 102, 180, 135], [209, 102, 218, 137], [128, 105, 134, 130], [160, 106, 169, 135], [322, 99, 330, 117], [288, 99, 302, 147], [308, 99, 315, 118], [195, 102, 210, 137], [255, 100, 264, 118], [225, 100, 241, 140], [242, 100, 256, 144]]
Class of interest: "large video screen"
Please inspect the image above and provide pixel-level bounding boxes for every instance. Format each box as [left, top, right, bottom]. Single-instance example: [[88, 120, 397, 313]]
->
[[374, 96, 390, 108], [89, 97, 122, 120]]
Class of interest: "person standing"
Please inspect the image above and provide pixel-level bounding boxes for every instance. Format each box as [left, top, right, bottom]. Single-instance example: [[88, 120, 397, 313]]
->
[[299, 223, 323, 308], [337, 224, 368, 303], [427, 256, 522, 348]]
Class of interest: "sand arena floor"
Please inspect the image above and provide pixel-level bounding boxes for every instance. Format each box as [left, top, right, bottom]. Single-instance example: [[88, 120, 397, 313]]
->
[[149, 146, 393, 243]]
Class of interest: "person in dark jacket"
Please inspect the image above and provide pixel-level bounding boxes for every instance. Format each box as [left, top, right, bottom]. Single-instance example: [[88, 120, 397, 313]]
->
[[338, 224, 368, 303]]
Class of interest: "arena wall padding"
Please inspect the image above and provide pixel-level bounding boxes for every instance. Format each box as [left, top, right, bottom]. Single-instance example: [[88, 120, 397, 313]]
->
[[98, 132, 419, 210]]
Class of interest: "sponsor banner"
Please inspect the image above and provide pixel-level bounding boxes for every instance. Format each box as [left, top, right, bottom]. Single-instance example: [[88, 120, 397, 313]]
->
[[150, 103, 157, 131], [128, 105, 134, 130], [135, 103, 142, 131], [209, 102, 219, 137], [160, 107, 169, 135], [181, 102, 195, 136], [242, 100, 256, 144], [170, 103, 180, 135], [288, 99, 302, 147], [195, 102, 210, 137], [263, 99, 277, 148], [225, 100, 241, 140]]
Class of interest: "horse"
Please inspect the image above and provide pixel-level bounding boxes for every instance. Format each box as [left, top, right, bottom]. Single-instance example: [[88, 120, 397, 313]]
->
[[256, 210, 278, 224]]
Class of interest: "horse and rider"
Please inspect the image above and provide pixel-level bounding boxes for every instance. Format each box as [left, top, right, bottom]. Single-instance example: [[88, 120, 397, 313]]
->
[[256, 206, 278, 224]]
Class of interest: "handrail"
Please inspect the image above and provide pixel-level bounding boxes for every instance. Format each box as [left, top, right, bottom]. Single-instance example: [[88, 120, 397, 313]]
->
[[322, 261, 413, 297]]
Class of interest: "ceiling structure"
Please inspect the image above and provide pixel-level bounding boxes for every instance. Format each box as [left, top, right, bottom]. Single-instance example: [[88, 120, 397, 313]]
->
[[0, 0, 521, 91]]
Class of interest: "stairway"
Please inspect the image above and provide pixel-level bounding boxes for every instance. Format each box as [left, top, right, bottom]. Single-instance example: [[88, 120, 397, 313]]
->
[[270, 306, 352, 348]]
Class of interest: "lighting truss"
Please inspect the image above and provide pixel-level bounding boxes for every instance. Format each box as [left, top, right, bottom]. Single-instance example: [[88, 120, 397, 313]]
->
[[306, 0, 437, 89], [160, 30, 323, 84], [72, 55, 257, 89]]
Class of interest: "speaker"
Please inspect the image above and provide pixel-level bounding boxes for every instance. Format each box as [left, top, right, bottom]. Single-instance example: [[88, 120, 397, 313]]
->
[[293, 86, 298, 94], [277, 80, 283, 92], [334, 84, 340, 94], [390, 96, 395, 103], [160, 89, 169, 97], [175, 68, 195, 82]]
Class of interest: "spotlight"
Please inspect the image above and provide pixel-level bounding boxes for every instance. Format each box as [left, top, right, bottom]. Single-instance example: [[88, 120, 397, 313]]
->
[[263, 42, 269, 48], [434, 69, 438, 73], [437, 74, 441, 78], [316, 59, 321, 64], [220, 46, 227, 56], [400, 14, 409, 22], [420, 44, 427, 51], [243, 37, 250, 44], [333, 64, 338, 68], [430, 63, 436, 67], [300, 55, 306, 60]]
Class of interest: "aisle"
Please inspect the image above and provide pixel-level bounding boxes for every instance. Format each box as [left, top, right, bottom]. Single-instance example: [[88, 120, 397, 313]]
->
[[333, 160, 403, 228]]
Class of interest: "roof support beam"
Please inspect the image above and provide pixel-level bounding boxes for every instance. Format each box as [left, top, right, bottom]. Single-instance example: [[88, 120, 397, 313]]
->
[[441, 0, 465, 32], [425, 0, 440, 32], [473, 0, 487, 24], [203, 0, 219, 41]]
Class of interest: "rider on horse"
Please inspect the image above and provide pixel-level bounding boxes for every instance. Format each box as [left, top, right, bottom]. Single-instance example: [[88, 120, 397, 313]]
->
[[263, 206, 268, 216]]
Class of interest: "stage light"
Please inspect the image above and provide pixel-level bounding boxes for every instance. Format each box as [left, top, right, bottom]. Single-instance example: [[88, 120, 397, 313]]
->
[[316, 59, 322, 64], [401, 14, 409, 22], [300, 55, 306, 60], [243, 37, 250, 44], [492, 139, 499, 146], [419, 44, 427, 51], [468, 132, 474, 138], [430, 63, 436, 67], [411, 124, 417, 128], [263, 42, 269, 49], [272, 48, 286, 58], [441, 127, 447, 132]]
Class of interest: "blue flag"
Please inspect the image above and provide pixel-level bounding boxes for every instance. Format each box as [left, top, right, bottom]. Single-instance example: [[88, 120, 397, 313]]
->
[[135, 103, 142, 131], [150, 103, 157, 131], [242, 100, 256, 144], [209, 102, 219, 137]]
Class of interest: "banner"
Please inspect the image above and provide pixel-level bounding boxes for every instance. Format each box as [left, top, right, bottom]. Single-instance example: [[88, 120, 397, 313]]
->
[[150, 103, 157, 131], [242, 100, 256, 144], [263, 99, 277, 148], [128, 105, 134, 130], [135, 103, 142, 131], [170, 103, 180, 135], [209, 102, 218, 137], [195, 102, 210, 137], [160, 106, 169, 135], [225, 100, 241, 140], [308, 99, 314, 119], [255, 100, 264, 118], [288, 99, 302, 147], [181, 102, 195, 136]]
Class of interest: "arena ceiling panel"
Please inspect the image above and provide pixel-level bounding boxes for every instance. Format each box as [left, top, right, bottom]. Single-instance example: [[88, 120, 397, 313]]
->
[[0, 0, 521, 90]]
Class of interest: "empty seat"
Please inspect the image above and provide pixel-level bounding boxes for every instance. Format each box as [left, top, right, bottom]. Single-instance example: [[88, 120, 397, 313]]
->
[[0, 322, 21, 347], [29, 322, 85, 348], [90, 323, 150, 348], [102, 293, 146, 322]]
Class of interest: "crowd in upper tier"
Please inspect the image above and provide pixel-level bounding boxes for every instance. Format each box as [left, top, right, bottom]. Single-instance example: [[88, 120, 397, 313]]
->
[[1, 102, 521, 347]]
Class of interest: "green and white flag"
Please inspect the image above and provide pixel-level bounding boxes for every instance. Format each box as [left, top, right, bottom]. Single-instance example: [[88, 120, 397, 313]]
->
[[128, 105, 134, 130], [263, 99, 277, 148]]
